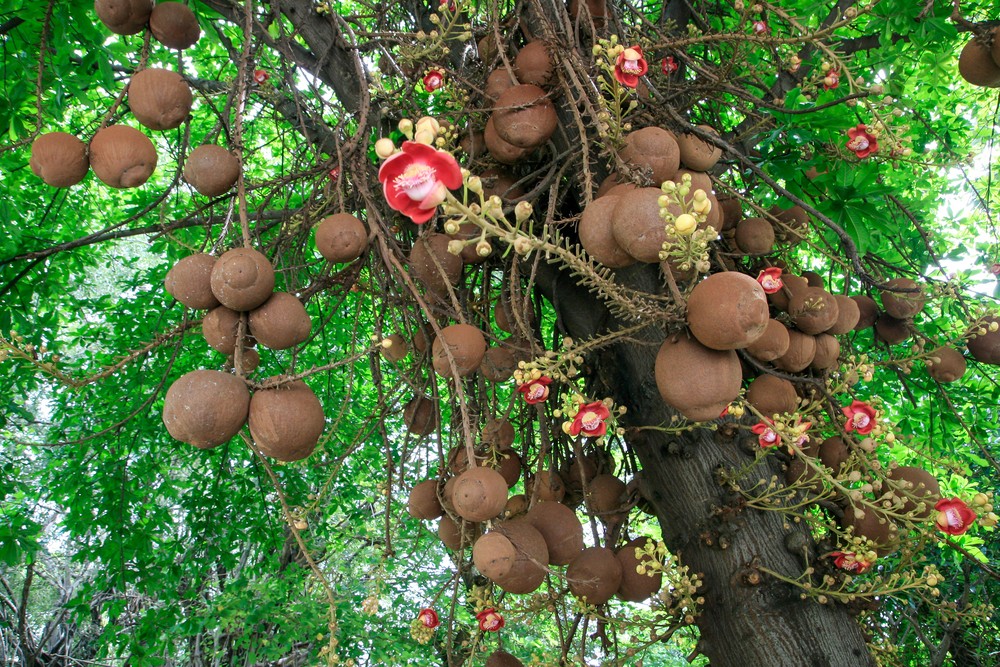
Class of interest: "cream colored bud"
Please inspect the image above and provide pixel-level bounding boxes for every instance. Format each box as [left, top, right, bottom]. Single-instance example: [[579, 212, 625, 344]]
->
[[398, 118, 413, 136], [416, 116, 440, 135], [443, 220, 461, 235], [447, 240, 464, 255], [380, 338, 394, 348], [374, 137, 396, 159], [674, 213, 697, 235], [692, 197, 711, 215], [513, 237, 532, 255], [414, 129, 436, 145], [476, 240, 492, 257], [467, 176, 483, 194], [515, 200, 533, 222]]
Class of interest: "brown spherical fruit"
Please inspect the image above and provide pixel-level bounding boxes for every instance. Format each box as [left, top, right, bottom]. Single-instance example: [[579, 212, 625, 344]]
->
[[249, 380, 324, 462], [655, 334, 741, 421], [473, 530, 518, 580], [819, 436, 850, 475], [410, 233, 462, 296], [480, 347, 517, 383], [734, 217, 775, 255], [746, 374, 797, 417], [486, 650, 525, 667], [209, 248, 275, 312], [810, 334, 841, 371], [513, 41, 553, 87], [408, 479, 444, 520], [789, 287, 840, 335], [745, 319, 791, 362], [771, 205, 810, 244], [162, 369, 250, 448], [149, 2, 200, 49], [484, 116, 533, 164], [248, 292, 311, 350], [959, 37, 1000, 87], [611, 187, 669, 263], [530, 469, 566, 502], [617, 537, 662, 602], [925, 346, 967, 382], [30, 132, 89, 187], [687, 272, 769, 350], [403, 395, 438, 435], [230, 348, 260, 374], [874, 313, 910, 345], [768, 273, 809, 313], [773, 330, 817, 373], [89, 125, 157, 189], [888, 466, 940, 518], [676, 125, 722, 171], [718, 197, 742, 231], [432, 324, 487, 378], [567, 546, 623, 605], [842, 504, 899, 556], [493, 84, 558, 149], [380, 334, 408, 363], [880, 278, 925, 319], [486, 520, 549, 593], [452, 467, 508, 522], [165, 253, 219, 310], [620, 127, 680, 184], [95, 0, 153, 35], [586, 474, 627, 521], [438, 515, 477, 551], [827, 295, 861, 335], [579, 196, 635, 269], [129, 68, 192, 131], [313, 212, 367, 263], [485, 68, 515, 100], [481, 418, 516, 448], [852, 295, 879, 330], [184, 144, 240, 197], [202, 305, 241, 355], [967, 316, 1000, 364], [526, 501, 584, 565]]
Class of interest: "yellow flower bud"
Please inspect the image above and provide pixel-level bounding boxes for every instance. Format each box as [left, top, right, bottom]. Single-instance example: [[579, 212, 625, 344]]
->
[[374, 137, 396, 159], [674, 213, 697, 235]]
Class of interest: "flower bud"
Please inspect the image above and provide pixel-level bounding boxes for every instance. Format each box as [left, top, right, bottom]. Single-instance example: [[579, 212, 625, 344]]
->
[[466, 176, 483, 194], [674, 213, 697, 235], [398, 118, 413, 136], [515, 200, 533, 222], [374, 137, 396, 159], [443, 220, 461, 235], [447, 240, 464, 255], [416, 116, 440, 135], [476, 240, 492, 257], [513, 237, 533, 255], [414, 129, 436, 145]]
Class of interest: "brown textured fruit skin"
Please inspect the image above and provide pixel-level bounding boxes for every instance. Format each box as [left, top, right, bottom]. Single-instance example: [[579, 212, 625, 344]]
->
[[567, 546, 623, 605], [525, 500, 584, 565], [210, 247, 275, 311], [676, 125, 722, 171], [620, 127, 680, 183], [165, 254, 220, 310], [513, 41, 553, 87], [827, 295, 861, 334], [734, 217, 775, 255], [315, 213, 367, 263], [842, 503, 899, 556], [925, 346, 967, 382], [746, 374, 798, 417], [809, 333, 840, 371], [686, 272, 769, 350], [789, 287, 840, 335], [485, 69, 515, 100], [880, 278, 924, 319], [586, 474, 627, 522], [655, 334, 741, 421], [773, 329, 816, 372], [486, 650, 525, 667], [432, 324, 487, 378], [249, 292, 312, 350], [403, 395, 438, 435], [480, 347, 517, 382], [874, 313, 910, 345], [617, 537, 663, 602], [579, 196, 635, 268], [149, 2, 201, 49], [89, 125, 157, 188], [185, 144, 240, 197], [202, 305, 241, 355], [492, 84, 557, 149], [967, 316, 1000, 364], [959, 37, 1000, 87], [410, 233, 462, 296], [249, 380, 325, 461], [484, 116, 533, 164], [30, 132, 89, 187], [851, 295, 879, 330], [745, 319, 790, 362], [452, 467, 508, 522], [95, 0, 154, 35], [408, 479, 443, 520], [887, 466, 940, 518], [485, 521, 548, 593], [162, 369, 250, 448], [128, 68, 192, 130], [611, 187, 669, 263]]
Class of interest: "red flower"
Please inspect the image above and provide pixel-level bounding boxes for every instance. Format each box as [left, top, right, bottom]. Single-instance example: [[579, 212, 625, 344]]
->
[[417, 608, 440, 628], [476, 608, 505, 632], [752, 20, 769, 35], [830, 551, 874, 574], [569, 401, 611, 437], [822, 69, 840, 90], [253, 69, 269, 85], [756, 267, 784, 294], [846, 124, 878, 159], [935, 498, 976, 536], [990, 263, 1000, 276], [328, 167, 340, 181], [751, 420, 780, 447], [377, 141, 462, 224], [842, 400, 876, 435], [661, 56, 679, 75], [517, 376, 552, 404], [423, 69, 445, 93], [614, 46, 648, 88]]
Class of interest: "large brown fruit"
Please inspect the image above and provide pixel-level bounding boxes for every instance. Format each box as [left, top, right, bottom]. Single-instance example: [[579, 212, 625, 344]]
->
[[432, 324, 487, 378], [773, 329, 816, 372], [249, 292, 311, 350], [687, 272, 769, 350], [789, 287, 840, 335], [481, 418, 515, 448], [149, 1, 200, 49], [202, 305, 241, 355], [162, 369, 250, 448], [129, 68, 192, 130], [967, 316, 1000, 364], [484, 68, 516, 100], [655, 334, 741, 421], [486, 650, 524, 667], [480, 347, 517, 383], [165, 254, 219, 310], [210, 247, 275, 311], [610, 187, 669, 263], [438, 515, 478, 551], [493, 84, 558, 149], [403, 395, 438, 435], [484, 116, 533, 164], [249, 380, 325, 461], [925, 346, 967, 382], [184, 144, 240, 197], [746, 374, 797, 417], [586, 474, 627, 522], [89, 125, 157, 188], [620, 127, 680, 183], [410, 233, 462, 296], [852, 295, 879, 330], [484, 521, 549, 593], [874, 313, 910, 345], [745, 319, 791, 362], [30, 132, 89, 187], [887, 466, 940, 518], [819, 436, 850, 475], [842, 503, 899, 556], [768, 273, 809, 312], [94, 0, 153, 35], [513, 41, 553, 87], [675, 125, 722, 171], [880, 278, 924, 319], [734, 217, 775, 255], [472, 529, 518, 580], [770, 205, 809, 244], [567, 546, 623, 605], [529, 469, 566, 502], [452, 467, 508, 522], [718, 196, 742, 231], [579, 196, 635, 268], [809, 334, 840, 371], [959, 37, 1000, 87], [827, 295, 861, 335], [408, 479, 444, 520], [525, 501, 584, 565], [616, 537, 663, 602]]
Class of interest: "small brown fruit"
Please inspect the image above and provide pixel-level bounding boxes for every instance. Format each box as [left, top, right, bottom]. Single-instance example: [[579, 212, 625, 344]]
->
[[734, 217, 775, 255], [403, 395, 438, 435], [210, 247, 275, 311], [880, 278, 924, 319], [431, 324, 487, 378], [746, 374, 797, 417], [567, 546, 623, 605], [579, 196, 635, 269], [149, 2, 200, 49], [513, 41, 553, 87], [248, 292, 312, 350], [94, 0, 153, 35], [526, 501, 584, 565], [315, 213, 368, 263], [202, 305, 241, 355]]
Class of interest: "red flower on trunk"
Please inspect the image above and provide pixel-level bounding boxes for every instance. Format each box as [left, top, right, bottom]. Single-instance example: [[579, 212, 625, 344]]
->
[[417, 608, 440, 628], [756, 267, 784, 294], [476, 608, 505, 632], [569, 401, 611, 437], [830, 551, 873, 574], [377, 141, 462, 224], [614, 46, 648, 88], [661, 56, 679, 75], [935, 498, 976, 535], [842, 400, 876, 435], [751, 420, 780, 447], [423, 69, 445, 92], [253, 69, 269, 85], [846, 124, 878, 159], [517, 376, 552, 404]]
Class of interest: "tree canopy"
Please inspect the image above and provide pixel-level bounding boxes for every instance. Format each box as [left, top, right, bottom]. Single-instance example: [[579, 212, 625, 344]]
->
[[1, 0, 999, 666]]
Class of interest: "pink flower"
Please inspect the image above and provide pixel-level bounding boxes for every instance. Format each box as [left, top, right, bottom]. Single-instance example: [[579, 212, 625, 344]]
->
[[253, 69, 269, 85], [328, 167, 340, 181], [846, 124, 878, 159], [752, 20, 769, 35], [661, 56, 679, 75], [842, 400, 876, 435], [517, 376, 552, 404], [935, 498, 976, 536], [823, 69, 840, 90], [476, 608, 505, 632], [751, 420, 780, 447], [614, 46, 648, 88], [423, 69, 445, 93], [417, 608, 440, 628], [756, 267, 784, 294], [830, 551, 873, 574], [569, 401, 611, 437], [377, 141, 462, 224], [990, 263, 1000, 276]]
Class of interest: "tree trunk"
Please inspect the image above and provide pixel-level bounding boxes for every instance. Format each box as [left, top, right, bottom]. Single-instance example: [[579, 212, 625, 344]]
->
[[538, 262, 876, 667]]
